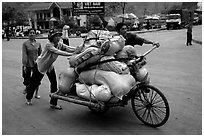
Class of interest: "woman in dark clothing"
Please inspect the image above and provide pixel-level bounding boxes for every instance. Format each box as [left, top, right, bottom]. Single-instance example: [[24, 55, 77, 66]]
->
[[22, 28, 42, 98], [25, 29, 82, 109]]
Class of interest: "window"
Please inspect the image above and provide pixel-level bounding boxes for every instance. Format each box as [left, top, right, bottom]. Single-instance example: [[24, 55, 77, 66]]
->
[[44, 13, 47, 19], [47, 13, 50, 18], [40, 13, 42, 19]]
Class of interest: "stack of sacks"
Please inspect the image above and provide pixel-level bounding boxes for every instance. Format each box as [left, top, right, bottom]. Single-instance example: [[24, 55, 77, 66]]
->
[[115, 45, 137, 59], [97, 35, 129, 74], [78, 69, 135, 102], [83, 30, 113, 49], [58, 67, 77, 94], [76, 83, 112, 102], [69, 47, 101, 69], [98, 56, 130, 74], [100, 35, 126, 56]]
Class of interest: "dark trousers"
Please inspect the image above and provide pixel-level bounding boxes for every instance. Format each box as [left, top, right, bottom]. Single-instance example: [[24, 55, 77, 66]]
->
[[187, 32, 192, 45], [22, 66, 33, 87], [26, 64, 58, 105], [6, 33, 10, 41]]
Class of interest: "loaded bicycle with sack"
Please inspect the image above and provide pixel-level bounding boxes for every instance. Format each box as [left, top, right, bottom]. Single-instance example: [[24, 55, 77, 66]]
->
[[50, 30, 170, 127]]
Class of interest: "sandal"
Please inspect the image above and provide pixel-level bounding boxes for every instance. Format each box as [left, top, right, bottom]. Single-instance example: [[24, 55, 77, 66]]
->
[[26, 100, 32, 105], [50, 104, 62, 110], [34, 95, 41, 99]]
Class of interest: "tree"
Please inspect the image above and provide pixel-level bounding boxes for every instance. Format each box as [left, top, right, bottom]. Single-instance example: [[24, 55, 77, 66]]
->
[[105, 2, 126, 16], [2, 2, 29, 26]]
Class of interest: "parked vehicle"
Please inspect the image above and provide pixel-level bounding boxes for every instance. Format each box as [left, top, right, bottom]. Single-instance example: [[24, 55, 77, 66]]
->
[[166, 9, 193, 30]]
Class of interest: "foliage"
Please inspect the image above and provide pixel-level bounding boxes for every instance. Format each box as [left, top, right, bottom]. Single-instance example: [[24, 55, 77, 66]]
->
[[2, 3, 29, 26]]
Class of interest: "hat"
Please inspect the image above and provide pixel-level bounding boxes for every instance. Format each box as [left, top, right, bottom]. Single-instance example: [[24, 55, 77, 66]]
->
[[48, 29, 62, 40]]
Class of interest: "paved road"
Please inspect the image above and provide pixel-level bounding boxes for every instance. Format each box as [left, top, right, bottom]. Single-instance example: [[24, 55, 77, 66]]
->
[[2, 26, 202, 135]]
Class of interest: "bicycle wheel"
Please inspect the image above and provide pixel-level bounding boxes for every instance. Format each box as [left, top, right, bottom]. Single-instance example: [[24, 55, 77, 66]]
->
[[131, 84, 170, 127]]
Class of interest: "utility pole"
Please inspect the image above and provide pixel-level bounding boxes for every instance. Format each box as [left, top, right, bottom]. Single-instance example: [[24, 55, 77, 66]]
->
[[122, 2, 126, 22]]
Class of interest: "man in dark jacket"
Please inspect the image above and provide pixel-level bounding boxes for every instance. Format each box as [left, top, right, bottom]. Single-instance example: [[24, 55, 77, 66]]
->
[[115, 22, 159, 47], [186, 22, 193, 46]]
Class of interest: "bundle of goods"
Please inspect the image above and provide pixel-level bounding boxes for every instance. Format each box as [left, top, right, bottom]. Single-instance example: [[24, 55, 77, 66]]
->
[[69, 30, 126, 71], [58, 68, 77, 94], [78, 69, 135, 102], [98, 56, 130, 74], [76, 83, 112, 102], [60, 30, 138, 102]]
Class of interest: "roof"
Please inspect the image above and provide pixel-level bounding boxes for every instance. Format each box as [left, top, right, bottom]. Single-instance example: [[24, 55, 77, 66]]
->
[[27, 2, 72, 11]]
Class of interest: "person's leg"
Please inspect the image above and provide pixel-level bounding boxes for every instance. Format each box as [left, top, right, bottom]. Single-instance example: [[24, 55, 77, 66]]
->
[[190, 33, 192, 45], [187, 32, 191, 46], [34, 86, 40, 99], [26, 64, 44, 105], [22, 66, 32, 94], [186, 33, 189, 46], [46, 67, 60, 107]]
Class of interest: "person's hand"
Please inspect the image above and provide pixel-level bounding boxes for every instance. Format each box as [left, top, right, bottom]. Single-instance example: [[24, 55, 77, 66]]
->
[[23, 66, 27, 73], [74, 45, 84, 54], [153, 42, 160, 48]]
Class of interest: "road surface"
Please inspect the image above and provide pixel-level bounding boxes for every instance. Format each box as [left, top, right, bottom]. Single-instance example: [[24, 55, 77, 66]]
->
[[2, 25, 202, 135]]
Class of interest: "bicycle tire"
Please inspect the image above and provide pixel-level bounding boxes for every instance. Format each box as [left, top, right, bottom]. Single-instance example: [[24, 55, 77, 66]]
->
[[131, 84, 170, 127]]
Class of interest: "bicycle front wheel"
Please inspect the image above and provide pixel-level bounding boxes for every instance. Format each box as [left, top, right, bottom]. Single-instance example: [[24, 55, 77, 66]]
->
[[131, 84, 170, 127]]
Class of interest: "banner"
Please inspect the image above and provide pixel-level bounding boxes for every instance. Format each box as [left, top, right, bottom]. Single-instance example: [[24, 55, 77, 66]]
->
[[72, 2, 105, 15]]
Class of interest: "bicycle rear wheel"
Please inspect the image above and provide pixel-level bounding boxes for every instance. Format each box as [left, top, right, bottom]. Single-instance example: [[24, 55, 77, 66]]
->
[[131, 84, 170, 127]]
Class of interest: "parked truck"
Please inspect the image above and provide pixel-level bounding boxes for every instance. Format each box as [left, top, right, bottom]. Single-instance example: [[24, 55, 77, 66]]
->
[[166, 9, 193, 30]]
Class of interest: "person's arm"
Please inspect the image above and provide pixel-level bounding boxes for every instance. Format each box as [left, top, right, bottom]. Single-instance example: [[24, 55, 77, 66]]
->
[[38, 43, 42, 56], [47, 43, 74, 56], [60, 42, 76, 53], [61, 42, 84, 54], [142, 38, 154, 44], [22, 42, 27, 66], [134, 34, 160, 47]]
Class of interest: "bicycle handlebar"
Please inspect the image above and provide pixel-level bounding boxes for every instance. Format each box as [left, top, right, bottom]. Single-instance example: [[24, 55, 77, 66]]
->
[[142, 45, 158, 57]]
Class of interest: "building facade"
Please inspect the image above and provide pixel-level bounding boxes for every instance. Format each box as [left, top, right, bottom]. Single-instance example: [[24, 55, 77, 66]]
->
[[27, 2, 86, 30]]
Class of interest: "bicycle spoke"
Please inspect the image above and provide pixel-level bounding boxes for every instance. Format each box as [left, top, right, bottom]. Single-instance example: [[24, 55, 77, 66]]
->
[[151, 91, 158, 103], [153, 105, 167, 109], [135, 105, 146, 112], [141, 107, 148, 119], [153, 106, 166, 115], [134, 96, 145, 104], [149, 109, 155, 124], [151, 108, 163, 122], [152, 98, 164, 106]]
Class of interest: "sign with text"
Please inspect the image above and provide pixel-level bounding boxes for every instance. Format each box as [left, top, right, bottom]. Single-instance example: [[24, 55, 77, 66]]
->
[[72, 2, 105, 15]]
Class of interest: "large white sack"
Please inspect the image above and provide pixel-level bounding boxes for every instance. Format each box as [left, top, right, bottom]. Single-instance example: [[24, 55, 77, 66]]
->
[[98, 56, 130, 74], [76, 83, 112, 102], [58, 68, 77, 94], [79, 69, 136, 100]]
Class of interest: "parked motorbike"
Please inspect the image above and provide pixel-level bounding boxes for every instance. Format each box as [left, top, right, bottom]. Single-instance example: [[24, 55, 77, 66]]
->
[[50, 43, 170, 128]]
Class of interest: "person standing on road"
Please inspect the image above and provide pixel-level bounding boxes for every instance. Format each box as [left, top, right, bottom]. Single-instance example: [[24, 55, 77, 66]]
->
[[25, 29, 82, 110], [61, 25, 70, 46], [186, 22, 193, 46], [22, 28, 42, 99]]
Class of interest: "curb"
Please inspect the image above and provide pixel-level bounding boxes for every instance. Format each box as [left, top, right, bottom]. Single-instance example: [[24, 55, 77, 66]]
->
[[8, 28, 202, 45]]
